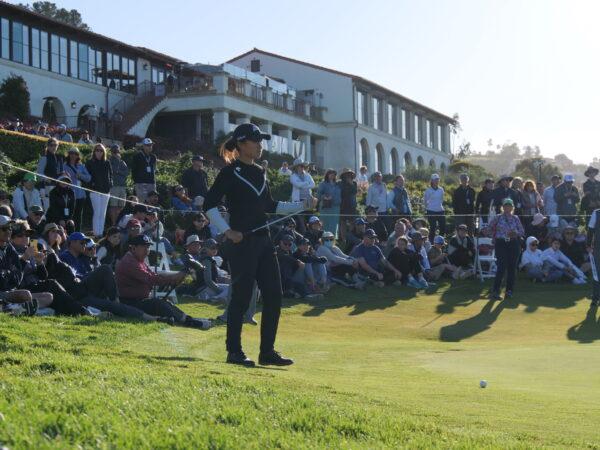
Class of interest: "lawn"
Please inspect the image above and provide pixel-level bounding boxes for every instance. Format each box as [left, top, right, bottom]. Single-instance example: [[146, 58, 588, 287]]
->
[[1, 279, 600, 449]]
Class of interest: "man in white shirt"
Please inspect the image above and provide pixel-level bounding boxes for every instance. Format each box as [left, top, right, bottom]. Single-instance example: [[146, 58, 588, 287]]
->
[[357, 166, 369, 192], [543, 174, 561, 216], [423, 173, 445, 242], [366, 171, 388, 213], [278, 162, 292, 176]]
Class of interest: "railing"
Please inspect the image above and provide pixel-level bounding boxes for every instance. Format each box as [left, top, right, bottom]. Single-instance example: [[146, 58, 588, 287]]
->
[[272, 93, 286, 111]]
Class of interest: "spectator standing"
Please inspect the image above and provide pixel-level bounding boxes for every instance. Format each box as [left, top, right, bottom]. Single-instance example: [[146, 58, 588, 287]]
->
[[36, 138, 64, 211], [543, 174, 561, 215], [108, 145, 129, 226], [338, 168, 358, 242], [131, 138, 157, 202], [290, 158, 315, 233], [86, 144, 113, 238], [554, 173, 580, 224], [278, 162, 292, 176], [511, 177, 525, 216], [387, 175, 412, 225], [451, 173, 476, 234], [47, 174, 75, 232], [366, 171, 388, 215], [488, 198, 524, 300], [491, 175, 520, 214], [12, 173, 42, 219], [64, 147, 91, 231], [447, 224, 476, 278], [521, 179, 544, 229], [78, 130, 93, 145], [181, 155, 209, 200], [423, 173, 445, 242], [316, 169, 341, 236], [587, 207, 600, 305], [83, 105, 99, 135], [582, 166, 600, 218], [53, 124, 73, 143], [357, 166, 369, 193], [475, 178, 495, 227], [112, 108, 124, 137]]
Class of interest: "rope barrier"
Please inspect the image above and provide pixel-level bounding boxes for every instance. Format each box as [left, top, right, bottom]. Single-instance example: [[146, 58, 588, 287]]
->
[[0, 159, 597, 221]]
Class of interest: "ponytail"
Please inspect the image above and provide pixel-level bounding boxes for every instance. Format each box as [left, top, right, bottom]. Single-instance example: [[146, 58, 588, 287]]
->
[[219, 138, 238, 164]]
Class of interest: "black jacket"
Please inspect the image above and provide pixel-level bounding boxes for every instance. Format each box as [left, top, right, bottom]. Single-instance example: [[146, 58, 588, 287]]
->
[[276, 247, 300, 284], [491, 187, 521, 213], [452, 185, 476, 214], [86, 159, 113, 194], [181, 168, 209, 198], [365, 218, 388, 242], [47, 186, 76, 223], [0, 243, 25, 291], [131, 151, 157, 184], [475, 188, 494, 216]]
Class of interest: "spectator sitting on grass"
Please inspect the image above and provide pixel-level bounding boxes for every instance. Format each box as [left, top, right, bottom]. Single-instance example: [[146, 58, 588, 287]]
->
[[351, 228, 402, 288], [171, 185, 193, 212], [344, 217, 367, 254], [519, 236, 546, 282], [426, 235, 459, 281], [541, 237, 586, 285], [408, 231, 434, 284], [447, 224, 476, 279], [183, 236, 229, 302], [96, 227, 124, 269], [365, 205, 388, 245], [273, 217, 303, 248], [293, 238, 329, 294], [526, 213, 549, 249], [275, 234, 321, 299], [384, 219, 407, 258], [304, 216, 324, 248], [560, 225, 590, 274], [184, 212, 212, 241], [387, 236, 429, 288], [315, 231, 366, 290]]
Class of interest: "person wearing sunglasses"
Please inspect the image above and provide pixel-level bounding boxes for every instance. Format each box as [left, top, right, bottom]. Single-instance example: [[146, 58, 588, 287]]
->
[[204, 123, 316, 367], [36, 138, 64, 211], [519, 236, 546, 282]]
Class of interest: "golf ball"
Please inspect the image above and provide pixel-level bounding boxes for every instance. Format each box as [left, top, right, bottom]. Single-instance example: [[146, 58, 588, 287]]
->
[[480, 380, 488, 388]]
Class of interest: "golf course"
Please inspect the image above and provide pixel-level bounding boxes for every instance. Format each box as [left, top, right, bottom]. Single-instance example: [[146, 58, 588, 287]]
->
[[1, 280, 599, 449]]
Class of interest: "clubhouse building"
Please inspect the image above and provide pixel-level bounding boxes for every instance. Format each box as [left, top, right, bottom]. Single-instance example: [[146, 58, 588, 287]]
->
[[0, 1, 454, 173]]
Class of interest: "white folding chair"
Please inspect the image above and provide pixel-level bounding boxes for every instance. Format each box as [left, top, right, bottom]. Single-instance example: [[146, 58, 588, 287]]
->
[[475, 237, 497, 282], [146, 241, 179, 303]]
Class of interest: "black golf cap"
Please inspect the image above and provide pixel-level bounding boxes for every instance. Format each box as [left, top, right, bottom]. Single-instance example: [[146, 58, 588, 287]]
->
[[225, 123, 271, 150]]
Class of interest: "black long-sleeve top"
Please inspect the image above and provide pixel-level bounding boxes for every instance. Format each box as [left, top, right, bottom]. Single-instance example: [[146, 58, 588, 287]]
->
[[204, 160, 278, 233], [86, 159, 113, 194], [452, 185, 476, 214], [475, 188, 494, 216], [47, 186, 76, 223], [131, 151, 157, 184], [181, 168, 209, 198]]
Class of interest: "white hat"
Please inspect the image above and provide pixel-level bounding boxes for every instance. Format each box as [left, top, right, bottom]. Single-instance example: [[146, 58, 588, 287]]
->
[[322, 231, 335, 239], [431, 173, 440, 181], [193, 195, 205, 207], [58, 124, 66, 129], [185, 234, 201, 247], [292, 158, 305, 167], [142, 138, 153, 145], [0, 215, 15, 226], [85, 238, 96, 249], [564, 173, 574, 182]]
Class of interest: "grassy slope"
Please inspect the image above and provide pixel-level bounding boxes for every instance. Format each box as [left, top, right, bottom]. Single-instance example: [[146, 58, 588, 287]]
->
[[1, 280, 600, 449]]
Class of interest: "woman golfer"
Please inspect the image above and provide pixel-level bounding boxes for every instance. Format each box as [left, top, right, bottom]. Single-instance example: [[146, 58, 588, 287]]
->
[[204, 123, 315, 367]]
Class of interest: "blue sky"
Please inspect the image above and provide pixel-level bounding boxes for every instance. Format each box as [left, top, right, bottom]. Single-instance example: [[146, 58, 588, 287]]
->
[[16, 0, 599, 163]]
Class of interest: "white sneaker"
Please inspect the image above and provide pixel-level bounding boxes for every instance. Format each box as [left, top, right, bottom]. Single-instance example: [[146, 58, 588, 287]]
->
[[3, 303, 25, 316]]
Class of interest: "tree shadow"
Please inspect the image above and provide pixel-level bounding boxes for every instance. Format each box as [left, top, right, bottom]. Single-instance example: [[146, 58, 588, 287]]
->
[[439, 299, 506, 342], [567, 305, 600, 344], [435, 280, 489, 314], [515, 283, 583, 313]]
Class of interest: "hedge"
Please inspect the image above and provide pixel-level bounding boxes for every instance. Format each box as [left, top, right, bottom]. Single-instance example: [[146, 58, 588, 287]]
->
[[0, 129, 92, 164]]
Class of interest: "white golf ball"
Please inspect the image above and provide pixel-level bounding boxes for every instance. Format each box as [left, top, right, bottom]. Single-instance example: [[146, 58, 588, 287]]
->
[[480, 380, 488, 388]]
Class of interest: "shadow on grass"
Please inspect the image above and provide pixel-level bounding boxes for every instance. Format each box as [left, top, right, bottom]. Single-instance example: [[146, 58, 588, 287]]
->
[[439, 299, 506, 342], [435, 280, 489, 314], [567, 305, 600, 344]]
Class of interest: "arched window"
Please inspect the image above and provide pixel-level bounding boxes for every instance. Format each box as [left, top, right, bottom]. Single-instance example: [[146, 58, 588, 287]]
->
[[440, 162, 447, 175], [360, 138, 369, 167], [376, 143, 384, 173], [390, 148, 399, 175], [404, 152, 413, 169], [429, 159, 436, 169], [42, 97, 66, 124], [417, 156, 424, 169]]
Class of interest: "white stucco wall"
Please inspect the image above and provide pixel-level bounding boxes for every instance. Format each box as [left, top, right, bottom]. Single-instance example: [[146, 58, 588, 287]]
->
[[0, 58, 131, 127], [229, 52, 355, 123]]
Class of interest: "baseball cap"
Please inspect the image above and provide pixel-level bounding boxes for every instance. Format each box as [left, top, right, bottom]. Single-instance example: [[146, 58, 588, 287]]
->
[[23, 173, 37, 182], [192, 155, 204, 162], [308, 216, 321, 224], [298, 237, 310, 246], [431, 173, 441, 181], [433, 235, 446, 245], [354, 217, 367, 225], [129, 234, 152, 246], [185, 234, 201, 247], [67, 232, 89, 242], [202, 238, 218, 249], [58, 124, 66, 129], [280, 234, 294, 243], [564, 173, 575, 182], [364, 229, 377, 238], [410, 230, 424, 240], [0, 215, 15, 227], [127, 218, 142, 228], [67, 147, 80, 155], [142, 138, 153, 145], [133, 204, 148, 214], [85, 238, 96, 249], [365, 205, 378, 213], [29, 205, 44, 214], [322, 231, 335, 239], [502, 198, 514, 206], [57, 174, 72, 183], [457, 223, 468, 230], [229, 123, 271, 146]]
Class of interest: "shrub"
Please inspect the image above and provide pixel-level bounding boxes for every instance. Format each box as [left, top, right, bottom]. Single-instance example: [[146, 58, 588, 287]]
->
[[0, 129, 92, 164], [0, 74, 30, 119]]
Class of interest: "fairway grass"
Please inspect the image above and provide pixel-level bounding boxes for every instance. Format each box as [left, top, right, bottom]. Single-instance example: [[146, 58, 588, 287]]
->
[[1, 280, 600, 449]]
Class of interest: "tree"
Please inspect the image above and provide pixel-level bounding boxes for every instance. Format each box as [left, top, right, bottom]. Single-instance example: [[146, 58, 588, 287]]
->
[[514, 158, 562, 184], [456, 141, 472, 159], [0, 74, 30, 119], [18, 2, 91, 30]]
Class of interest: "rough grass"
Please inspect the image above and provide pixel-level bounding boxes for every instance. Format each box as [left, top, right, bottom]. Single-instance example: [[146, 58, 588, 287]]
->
[[1, 279, 600, 449]]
